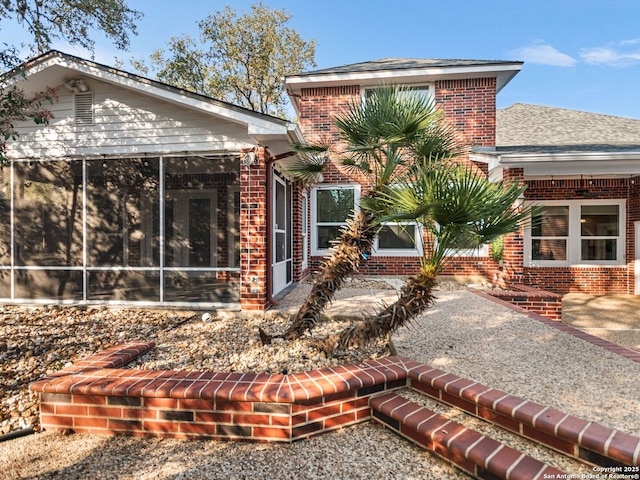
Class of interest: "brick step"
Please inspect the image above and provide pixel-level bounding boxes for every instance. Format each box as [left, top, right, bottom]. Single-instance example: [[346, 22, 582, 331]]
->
[[370, 391, 567, 480]]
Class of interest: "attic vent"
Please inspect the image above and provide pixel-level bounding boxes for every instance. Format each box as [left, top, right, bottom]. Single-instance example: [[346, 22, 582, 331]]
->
[[74, 93, 94, 125]]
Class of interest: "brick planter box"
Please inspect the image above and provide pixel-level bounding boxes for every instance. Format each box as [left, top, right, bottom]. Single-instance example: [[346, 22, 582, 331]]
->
[[29, 343, 639, 468], [475, 284, 563, 320]]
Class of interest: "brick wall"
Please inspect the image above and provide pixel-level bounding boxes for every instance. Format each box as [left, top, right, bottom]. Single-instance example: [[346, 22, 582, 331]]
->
[[479, 284, 563, 320], [517, 176, 639, 294], [240, 148, 268, 311], [297, 79, 501, 284], [435, 78, 497, 147]]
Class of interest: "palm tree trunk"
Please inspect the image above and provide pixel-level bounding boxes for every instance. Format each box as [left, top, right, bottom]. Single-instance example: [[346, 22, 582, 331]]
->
[[330, 271, 437, 352], [286, 208, 380, 338], [259, 208, 378, 345]]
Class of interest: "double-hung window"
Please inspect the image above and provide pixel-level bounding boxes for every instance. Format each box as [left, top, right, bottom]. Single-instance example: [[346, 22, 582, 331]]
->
[[311, 185, 360, 254], [525, 199, 625, 266]]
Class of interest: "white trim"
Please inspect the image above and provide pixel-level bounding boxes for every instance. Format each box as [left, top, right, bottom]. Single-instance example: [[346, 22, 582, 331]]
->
[[301, 192, 309, 270], [286, 63, 522, 93], [310, 184, 360, 256], [524, 199, 626, 267], [635, 221, 640, 295], [372, 222, 423, 257], [471, 150, 640, 178]]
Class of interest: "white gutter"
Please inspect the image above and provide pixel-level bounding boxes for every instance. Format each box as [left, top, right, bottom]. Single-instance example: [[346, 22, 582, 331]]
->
[[471, 150, 640, 178]]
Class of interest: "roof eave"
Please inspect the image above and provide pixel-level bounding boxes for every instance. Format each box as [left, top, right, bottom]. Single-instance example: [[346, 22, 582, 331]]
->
[[6, 50, 292, 136], [471, 150, 640, 177], [285, 63, 523, 93]]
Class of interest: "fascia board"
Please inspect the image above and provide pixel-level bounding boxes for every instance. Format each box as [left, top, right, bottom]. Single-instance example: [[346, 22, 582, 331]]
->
[[286, 63, 522, 92], [471, 151, 640, 176], [14, 55, 290, 137]]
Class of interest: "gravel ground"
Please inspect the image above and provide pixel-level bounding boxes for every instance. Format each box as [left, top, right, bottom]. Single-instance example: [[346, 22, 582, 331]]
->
[[1, 278, 639, 479]]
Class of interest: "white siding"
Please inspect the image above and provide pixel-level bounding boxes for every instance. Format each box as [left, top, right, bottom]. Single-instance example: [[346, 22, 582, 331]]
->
[[7, 80, 256, 159]]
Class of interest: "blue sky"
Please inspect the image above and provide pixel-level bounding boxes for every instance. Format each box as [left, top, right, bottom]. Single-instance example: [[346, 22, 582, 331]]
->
[[6, 0, 640, 119]]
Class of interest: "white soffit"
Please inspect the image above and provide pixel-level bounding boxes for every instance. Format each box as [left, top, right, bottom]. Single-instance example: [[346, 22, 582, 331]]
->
[[286, 63, 523, 93]]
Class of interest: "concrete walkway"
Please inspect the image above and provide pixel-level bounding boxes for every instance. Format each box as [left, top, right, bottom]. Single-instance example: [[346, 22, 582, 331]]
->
[[562, 293, 640, 351]]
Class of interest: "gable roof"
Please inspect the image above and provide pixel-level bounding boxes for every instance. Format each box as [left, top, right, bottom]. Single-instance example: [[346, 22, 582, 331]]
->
[[471, 103, 640, 178], [3, 50, 303, 154], [285, 57, 523, 95]]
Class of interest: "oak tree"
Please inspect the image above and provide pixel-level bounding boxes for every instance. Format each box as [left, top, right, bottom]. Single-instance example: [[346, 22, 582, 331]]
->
[[141, 3, 316, 117]]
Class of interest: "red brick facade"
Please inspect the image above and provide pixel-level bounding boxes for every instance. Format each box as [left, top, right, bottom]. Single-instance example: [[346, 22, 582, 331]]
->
[[520, 176, 639, 294], [295, 79, 502, 282]]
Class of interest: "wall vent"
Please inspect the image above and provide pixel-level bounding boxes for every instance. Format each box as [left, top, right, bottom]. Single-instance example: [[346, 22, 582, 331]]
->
[[74, 93, 94, 125]]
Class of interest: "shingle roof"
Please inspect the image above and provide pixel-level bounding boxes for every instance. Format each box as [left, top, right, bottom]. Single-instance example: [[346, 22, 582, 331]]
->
[[496, 103, 640, 153], [302, 58, 522, 76]]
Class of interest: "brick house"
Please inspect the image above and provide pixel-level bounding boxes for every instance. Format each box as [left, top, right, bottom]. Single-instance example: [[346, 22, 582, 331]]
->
[[286, 59, 640, 297], [472, 103, 640, 295], [3, 53, 638, 312], [284, 58, 525, 285]]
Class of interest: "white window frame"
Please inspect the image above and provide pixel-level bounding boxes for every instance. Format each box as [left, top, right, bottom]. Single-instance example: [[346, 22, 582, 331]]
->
[[445, 244, 490, 258], [524, 199, 626, 267], [372, 222, 423, 257], [362, 84, 434, 104], [311, 184, 360, 256], [301, 192, 309, 269]]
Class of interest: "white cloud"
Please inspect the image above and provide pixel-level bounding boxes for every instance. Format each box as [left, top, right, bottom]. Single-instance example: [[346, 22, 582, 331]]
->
[[580, 40, 640, 66], [509, 43, 577, 67]]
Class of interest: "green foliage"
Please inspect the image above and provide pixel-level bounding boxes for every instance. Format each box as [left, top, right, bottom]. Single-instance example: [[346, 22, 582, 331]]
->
[[0, 0, 142, 68], [137, 3, 316, 117], [490, 236, 504, 262], [0, 85, 57, 163], [371, 160, 531, 275]]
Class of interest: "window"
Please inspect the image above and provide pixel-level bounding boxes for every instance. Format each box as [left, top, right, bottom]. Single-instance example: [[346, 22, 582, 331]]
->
[[525, 200, 625, 266], [363, 85, 432, 104], [373, 222, 423, 256], [301, 193, 308, 268], [311, 185, 359, 254]]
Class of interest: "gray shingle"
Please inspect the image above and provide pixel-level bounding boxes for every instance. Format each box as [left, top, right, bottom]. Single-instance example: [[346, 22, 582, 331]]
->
[[497, 103, 640, 153], [301, 58, 522, 76]]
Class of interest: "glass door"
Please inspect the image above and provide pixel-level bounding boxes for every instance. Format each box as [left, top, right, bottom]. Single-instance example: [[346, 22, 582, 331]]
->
[[272, 174, 292, 295]]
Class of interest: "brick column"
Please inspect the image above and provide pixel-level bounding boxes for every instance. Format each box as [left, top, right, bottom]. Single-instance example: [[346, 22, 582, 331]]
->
[[240, 148, 268, 311], [501, 168, 525, 287]]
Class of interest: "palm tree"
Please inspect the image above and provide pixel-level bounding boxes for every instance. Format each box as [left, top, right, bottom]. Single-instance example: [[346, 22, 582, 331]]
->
[[330, 160, 535, 351], [259, 86, 461, 344]]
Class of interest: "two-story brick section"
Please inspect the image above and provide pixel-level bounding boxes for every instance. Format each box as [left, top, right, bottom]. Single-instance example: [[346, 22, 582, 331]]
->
[[284, 58, 524, 286]]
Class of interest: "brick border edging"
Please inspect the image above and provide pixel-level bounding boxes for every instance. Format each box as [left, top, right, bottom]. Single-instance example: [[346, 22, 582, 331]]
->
[[29, 344, 639, 467], [371, 392, 566, 479], [471, 289, 640, 364]]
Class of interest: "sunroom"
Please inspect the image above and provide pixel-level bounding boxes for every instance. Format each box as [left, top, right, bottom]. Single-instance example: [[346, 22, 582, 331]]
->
[[1, 51, 302, 309]]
